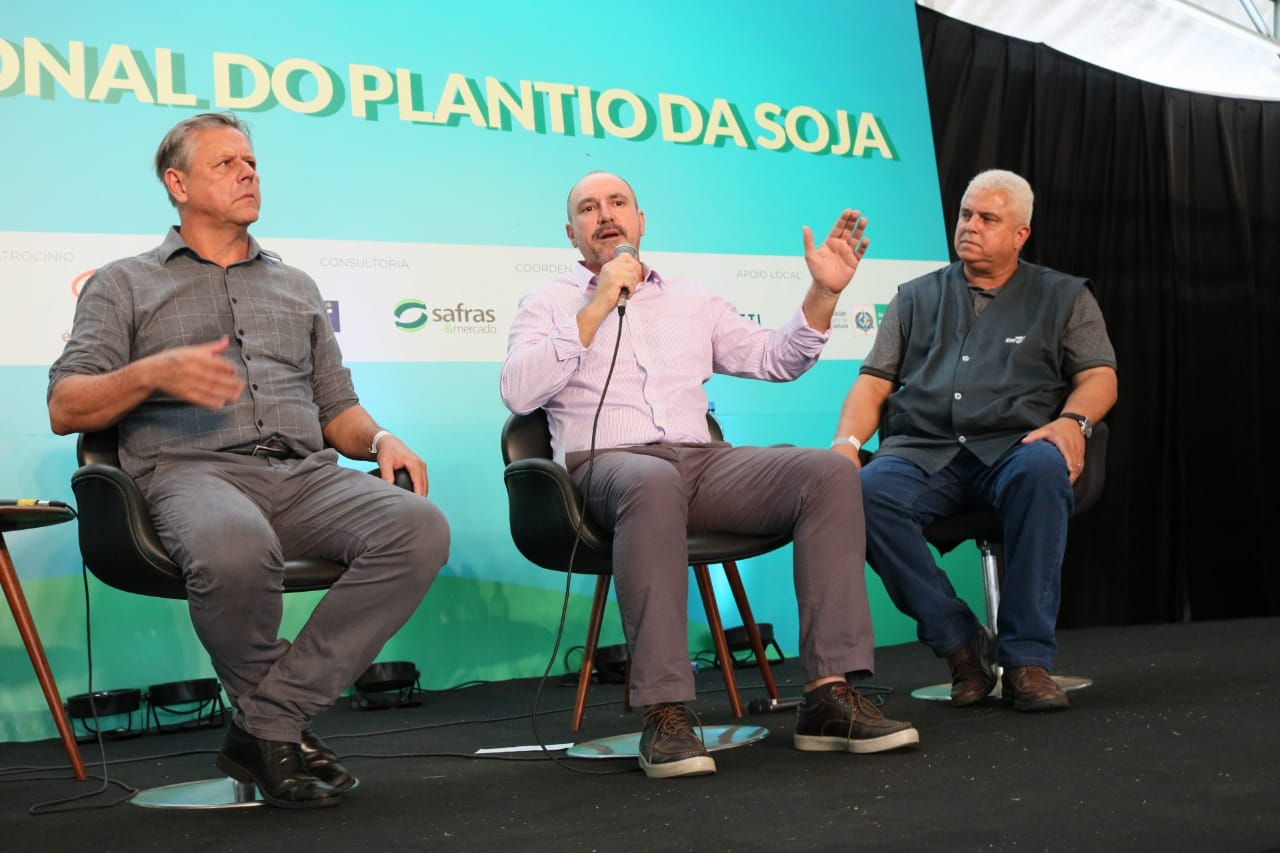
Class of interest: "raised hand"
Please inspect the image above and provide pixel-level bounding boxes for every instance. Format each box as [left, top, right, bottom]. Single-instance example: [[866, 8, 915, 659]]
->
[[803, 209, 869, 294]]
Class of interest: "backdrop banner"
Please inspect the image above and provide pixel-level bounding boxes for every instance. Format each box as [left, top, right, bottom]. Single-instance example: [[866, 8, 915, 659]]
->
[[0, 0, 950, 742]]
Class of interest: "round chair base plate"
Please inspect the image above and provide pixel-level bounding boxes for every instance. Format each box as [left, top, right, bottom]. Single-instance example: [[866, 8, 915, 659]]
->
[[911, 675, 1093, 702], [131, 776, 361, 808], [566, 724, 769, 759], [132, 777, 263, 809]]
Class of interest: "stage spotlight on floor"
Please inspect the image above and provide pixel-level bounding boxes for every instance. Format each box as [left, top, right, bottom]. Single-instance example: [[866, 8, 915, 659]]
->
[[352, 660, 422, 709]]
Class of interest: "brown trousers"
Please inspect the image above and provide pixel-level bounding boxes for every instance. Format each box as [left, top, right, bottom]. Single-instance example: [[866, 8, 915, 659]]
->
[[568, 443, 874, 706]]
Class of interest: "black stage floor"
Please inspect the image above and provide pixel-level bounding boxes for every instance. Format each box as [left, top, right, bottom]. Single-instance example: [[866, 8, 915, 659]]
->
[[2, 617, 1278, 852]]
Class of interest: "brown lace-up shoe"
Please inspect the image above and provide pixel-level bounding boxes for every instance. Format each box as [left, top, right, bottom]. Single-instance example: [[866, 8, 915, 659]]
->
[[947, 627, 997, 706], [1002, 665, 1070, 712], [794, 682, 919, 754], [638, 703, 717, 779]]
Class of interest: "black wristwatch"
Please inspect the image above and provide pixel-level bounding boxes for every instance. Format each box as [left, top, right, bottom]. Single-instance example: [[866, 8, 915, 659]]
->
[[1059, 412, 1093, 439]]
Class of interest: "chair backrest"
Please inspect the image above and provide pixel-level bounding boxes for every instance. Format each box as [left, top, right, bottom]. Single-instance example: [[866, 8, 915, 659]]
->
[[499, 407, 746, 575], [499, 409, 611, 573], [71, 425, 355, 599], [500, 410, 554, 465], [71, 425, 188, 598]]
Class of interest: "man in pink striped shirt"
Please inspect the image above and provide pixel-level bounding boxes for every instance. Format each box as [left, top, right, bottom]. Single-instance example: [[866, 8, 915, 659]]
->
[[501, 171, 918, 779]]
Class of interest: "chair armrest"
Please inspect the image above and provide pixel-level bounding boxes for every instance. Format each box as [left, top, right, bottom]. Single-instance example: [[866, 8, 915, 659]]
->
[[1072, 421, 1109, 515], [503, 458, 614, 574], [367, 467, 415, 492]]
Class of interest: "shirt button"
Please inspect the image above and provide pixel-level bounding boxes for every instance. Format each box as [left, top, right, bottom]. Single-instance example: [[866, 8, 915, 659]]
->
[[257, 419, 264, 427], [954, 392, 962, 400], [961, 355, 970, 362], [958, 435, 967, 444]]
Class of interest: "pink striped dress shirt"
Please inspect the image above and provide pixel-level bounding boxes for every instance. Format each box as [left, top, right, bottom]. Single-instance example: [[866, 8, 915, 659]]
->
[[501, 261, 829, 465]]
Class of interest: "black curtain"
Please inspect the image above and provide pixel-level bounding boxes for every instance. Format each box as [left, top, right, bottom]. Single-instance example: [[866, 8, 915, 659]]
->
[[916, 6, 1280, 626]]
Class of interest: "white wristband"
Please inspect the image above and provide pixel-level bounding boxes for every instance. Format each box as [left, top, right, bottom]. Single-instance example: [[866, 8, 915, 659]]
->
[[369, 429, 392, 455], [830, 435, 862, 452]]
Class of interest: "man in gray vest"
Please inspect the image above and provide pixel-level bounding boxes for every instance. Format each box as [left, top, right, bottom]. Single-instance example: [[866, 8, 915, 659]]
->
[[830, 169, 1117, 711]]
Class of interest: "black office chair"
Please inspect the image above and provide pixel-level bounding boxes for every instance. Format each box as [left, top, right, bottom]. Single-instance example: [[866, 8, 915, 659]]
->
[[500, 410, 783, 732], [909, 421, 1110, 701], [70, 426, 410, 807]]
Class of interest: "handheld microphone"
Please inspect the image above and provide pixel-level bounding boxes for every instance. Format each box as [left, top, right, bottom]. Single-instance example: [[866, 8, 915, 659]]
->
[[748, 697, 803, 715], [612, 242, 637, 314]]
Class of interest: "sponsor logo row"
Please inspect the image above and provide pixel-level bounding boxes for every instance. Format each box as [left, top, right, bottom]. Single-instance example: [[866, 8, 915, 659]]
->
[[41, 262, 882, 347]]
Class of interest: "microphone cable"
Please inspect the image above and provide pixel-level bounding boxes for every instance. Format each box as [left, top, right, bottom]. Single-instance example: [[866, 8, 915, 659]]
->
[[528, 301, 633, 775], [21, 505, 140, 815]]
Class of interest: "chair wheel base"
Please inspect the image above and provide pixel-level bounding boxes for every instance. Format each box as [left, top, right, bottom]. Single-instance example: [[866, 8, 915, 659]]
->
[[566, 724, 769, 759], [910, 675, 1093, 702], [131, 776, 263, 809]]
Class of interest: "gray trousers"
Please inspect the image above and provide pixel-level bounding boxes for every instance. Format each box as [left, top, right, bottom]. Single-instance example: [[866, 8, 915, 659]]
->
[[145, 448, 450, 742], [568, 443, 874, 706]]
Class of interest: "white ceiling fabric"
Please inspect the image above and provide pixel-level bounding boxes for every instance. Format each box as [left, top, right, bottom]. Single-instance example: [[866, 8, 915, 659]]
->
[[918, 0, 1280, 100]]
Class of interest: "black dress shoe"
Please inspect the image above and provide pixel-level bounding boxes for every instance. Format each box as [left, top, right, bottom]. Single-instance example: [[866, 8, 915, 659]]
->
[[215, 722, 343, 809], [299, 729, 357, 792]]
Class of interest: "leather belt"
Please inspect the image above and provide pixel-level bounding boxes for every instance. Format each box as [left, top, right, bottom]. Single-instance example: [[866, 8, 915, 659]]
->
[[224, 441, 296, 460]]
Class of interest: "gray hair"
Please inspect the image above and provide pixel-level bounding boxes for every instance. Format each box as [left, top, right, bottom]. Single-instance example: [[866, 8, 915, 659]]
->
[[154, 112, 252, 207], [964, 169, 1034, 226]]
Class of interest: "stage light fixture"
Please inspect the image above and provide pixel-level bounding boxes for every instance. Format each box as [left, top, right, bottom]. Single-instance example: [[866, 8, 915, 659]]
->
[[65, 688, 143, 741], [593, 643, 629, 684], [146, 678, 226, 734], [717, 623, 786, 669], [352, 660, 422, 710]]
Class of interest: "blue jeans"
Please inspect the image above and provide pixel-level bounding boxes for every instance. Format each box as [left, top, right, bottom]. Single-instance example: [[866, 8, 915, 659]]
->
[[860, 441, 1074, 668]]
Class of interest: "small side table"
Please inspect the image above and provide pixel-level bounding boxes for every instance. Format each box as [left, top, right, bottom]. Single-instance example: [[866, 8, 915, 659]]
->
[[0, 503, 88, 781]]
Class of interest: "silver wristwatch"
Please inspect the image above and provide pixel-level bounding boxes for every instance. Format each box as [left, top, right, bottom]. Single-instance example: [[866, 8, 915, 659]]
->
[[1059, 412, 1093, 439]]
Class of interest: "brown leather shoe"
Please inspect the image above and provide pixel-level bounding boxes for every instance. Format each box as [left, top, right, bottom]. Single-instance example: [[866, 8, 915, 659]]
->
[[793, 682, 919, 753], [946, 627, 996, 706], [638, 703, 716, 779], [1002, 665, 1070, 712]]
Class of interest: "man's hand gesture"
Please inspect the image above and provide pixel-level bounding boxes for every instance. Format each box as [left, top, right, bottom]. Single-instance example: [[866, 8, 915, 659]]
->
[[804, 209, 869, 295]]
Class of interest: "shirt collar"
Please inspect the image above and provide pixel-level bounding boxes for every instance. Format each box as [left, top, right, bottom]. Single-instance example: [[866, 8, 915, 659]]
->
[[159, 226, 269, 266], [961, 258, 1027, 298]]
